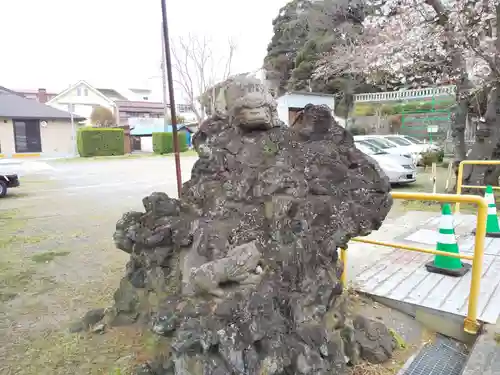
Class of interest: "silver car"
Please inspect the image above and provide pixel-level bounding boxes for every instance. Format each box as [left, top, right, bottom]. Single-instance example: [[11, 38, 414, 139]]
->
[[355, 141, 417, 185], [354, 135, 414, 161]]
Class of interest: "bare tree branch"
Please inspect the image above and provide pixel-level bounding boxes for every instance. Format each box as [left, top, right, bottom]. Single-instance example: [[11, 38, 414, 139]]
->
[[170, 33, 237, 124]]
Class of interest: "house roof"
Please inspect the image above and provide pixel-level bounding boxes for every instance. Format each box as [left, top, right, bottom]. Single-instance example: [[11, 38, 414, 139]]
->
[[0, 85, 23, 96], [97, 88, 128, 100], [15, 88, 58, 95], [46, 80, 116, 106], [0, 91, 85, 120]]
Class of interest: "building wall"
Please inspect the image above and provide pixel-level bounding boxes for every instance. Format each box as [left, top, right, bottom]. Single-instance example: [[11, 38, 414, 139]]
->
[[127, 89, 153, 101], [276, 93, 337, 126], [0, 118, 14, 155], [48, 82, 115, 119], [0, 118, 78, 157], [140, 136, 153, 152]]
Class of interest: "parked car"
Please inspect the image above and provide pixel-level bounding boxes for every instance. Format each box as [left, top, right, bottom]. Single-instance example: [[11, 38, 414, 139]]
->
[[354, 136, 414, 162], [355, 141, 417, 185], [398, 134, 443, 152], [364, 135, 423, 164], [0, 173, 20, 197], [382, 134, 438, 153]]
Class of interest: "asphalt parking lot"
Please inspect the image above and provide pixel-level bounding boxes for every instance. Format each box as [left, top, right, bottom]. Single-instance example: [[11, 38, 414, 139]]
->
[[0, 156, 198, 375], [0, 155, 439, 375]]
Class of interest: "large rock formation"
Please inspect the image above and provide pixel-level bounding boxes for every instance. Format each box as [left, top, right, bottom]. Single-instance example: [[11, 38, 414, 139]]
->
[[109, 78, 394, 375]]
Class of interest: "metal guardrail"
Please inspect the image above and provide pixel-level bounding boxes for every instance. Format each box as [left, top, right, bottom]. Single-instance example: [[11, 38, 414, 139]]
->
[[339, 192, 488, 335], [455, 160, 500, 213]]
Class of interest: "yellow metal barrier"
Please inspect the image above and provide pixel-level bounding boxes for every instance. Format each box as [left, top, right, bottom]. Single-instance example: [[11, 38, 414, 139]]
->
[[455, 160, 500, 213], [339, 192, 487, 335]]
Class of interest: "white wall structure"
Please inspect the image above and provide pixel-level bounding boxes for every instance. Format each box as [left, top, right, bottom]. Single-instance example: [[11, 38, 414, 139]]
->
[[276, 92, 344, 127], [140, 136, 153, 152]]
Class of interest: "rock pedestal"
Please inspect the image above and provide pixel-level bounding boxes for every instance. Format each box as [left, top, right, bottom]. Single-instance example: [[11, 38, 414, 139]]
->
[[109, 78, 394, 375]]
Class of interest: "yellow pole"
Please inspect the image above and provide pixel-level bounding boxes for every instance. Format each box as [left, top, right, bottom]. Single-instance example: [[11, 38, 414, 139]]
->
[[342, 192, 486, 334], [455, 161, 464, 214], [464, 197, 487, 334], [455, 160, 500, 213], [340, 248, 347, 286], [389, 192, 487, 334], [351, 237, 474, 260]]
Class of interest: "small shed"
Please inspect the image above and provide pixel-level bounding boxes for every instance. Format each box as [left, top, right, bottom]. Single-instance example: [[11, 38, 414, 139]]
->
[[129, 118, 195, 152], [276, 91, 344, 127]]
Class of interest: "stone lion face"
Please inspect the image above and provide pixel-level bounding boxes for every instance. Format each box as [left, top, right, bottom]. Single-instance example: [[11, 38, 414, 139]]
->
[[229, 92, 277, 131]]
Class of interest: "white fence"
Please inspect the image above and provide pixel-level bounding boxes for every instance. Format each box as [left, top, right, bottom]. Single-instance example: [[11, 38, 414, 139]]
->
[[353, 86, 457, 103]]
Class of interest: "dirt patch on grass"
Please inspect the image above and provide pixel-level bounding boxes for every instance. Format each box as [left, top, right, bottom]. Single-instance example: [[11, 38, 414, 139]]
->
[[31, 251, 71, 263], [346, 290, 436, 375]]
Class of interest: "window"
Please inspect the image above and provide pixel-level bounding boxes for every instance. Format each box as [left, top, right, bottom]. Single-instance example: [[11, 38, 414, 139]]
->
[[76, 87, 82, 96], [143, 96, 149, 100], [385, 136, 412, 146], [403, 135, 423, 144], [13, 120, 41, 153], [83, 88, 89, 96], [363, 138, 392, 149], [355, 143, 373, 155], [177, 104, 191, 113], [356, 141, 386, 155]]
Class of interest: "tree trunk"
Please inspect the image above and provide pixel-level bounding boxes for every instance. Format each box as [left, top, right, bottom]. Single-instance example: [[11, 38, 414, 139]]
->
[[462, 4, 500, 191], [451, 95, 468, 161], [463, 85, 500, 191], [425, 0, 470, 163]]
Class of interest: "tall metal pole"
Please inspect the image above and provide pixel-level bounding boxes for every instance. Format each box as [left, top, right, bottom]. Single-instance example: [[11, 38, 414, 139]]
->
[[68, 103, 77, 156], [160, 0, 182, 198], [160, 30, 170, 133]]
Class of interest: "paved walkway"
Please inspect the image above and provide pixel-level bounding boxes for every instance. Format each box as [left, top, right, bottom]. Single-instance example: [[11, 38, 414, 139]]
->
[[349, 212, 500, 324]]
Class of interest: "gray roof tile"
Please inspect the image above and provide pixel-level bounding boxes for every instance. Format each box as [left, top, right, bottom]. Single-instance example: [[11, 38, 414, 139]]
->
[[0, 91, 85, 120]]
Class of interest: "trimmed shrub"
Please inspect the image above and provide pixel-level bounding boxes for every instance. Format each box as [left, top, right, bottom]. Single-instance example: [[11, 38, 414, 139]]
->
[[153, 132, 173, 154], [77, 127, 124, 157], [152, 132, 188, 154], [421, 150, 440, 167], [178, 132, 188, 152]]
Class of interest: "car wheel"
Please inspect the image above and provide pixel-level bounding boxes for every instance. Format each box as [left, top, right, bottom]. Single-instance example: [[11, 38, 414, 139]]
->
[[0, 180, 7, 197]]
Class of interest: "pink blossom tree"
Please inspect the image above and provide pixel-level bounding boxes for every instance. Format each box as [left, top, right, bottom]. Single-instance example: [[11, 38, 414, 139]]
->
[[315, 0, 500, 186]]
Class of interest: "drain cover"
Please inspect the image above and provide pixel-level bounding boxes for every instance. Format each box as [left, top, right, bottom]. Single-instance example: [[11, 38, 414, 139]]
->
[[400, 335, 468, 375]]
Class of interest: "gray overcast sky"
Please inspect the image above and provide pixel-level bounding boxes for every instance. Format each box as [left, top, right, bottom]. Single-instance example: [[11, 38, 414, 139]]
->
[[0, 0, 287, 94]]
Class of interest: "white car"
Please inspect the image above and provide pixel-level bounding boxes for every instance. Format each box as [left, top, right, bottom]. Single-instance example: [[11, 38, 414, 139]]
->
[[355, 141, 417, 185], [354, 136, 414, 162], [398, 135, 442, 152], [364, 135, 423, 164]]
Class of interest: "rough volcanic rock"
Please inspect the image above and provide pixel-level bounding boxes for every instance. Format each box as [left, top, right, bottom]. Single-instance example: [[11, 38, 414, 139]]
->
[[109, 78, 393, 375]]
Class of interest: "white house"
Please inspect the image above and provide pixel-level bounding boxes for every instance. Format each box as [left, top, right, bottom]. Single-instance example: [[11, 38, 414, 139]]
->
[[47, 81, 117, 121], [46, 80, 197, 125], [275, 91, 345, 127]]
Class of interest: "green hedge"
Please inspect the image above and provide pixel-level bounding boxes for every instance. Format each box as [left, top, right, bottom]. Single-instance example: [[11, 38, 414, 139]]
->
[[152, 132, 188, 154], [77, 127, 124, 157]]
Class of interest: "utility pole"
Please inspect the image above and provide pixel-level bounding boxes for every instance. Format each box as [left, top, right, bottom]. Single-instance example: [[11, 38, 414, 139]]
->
[[160, 30, 170, 133], [68, 103, 77, 156], [160, 0, 183, 198]]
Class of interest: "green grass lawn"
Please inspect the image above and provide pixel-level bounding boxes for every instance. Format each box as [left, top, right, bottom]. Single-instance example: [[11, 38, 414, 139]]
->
[[391, 164, 490, 214]]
